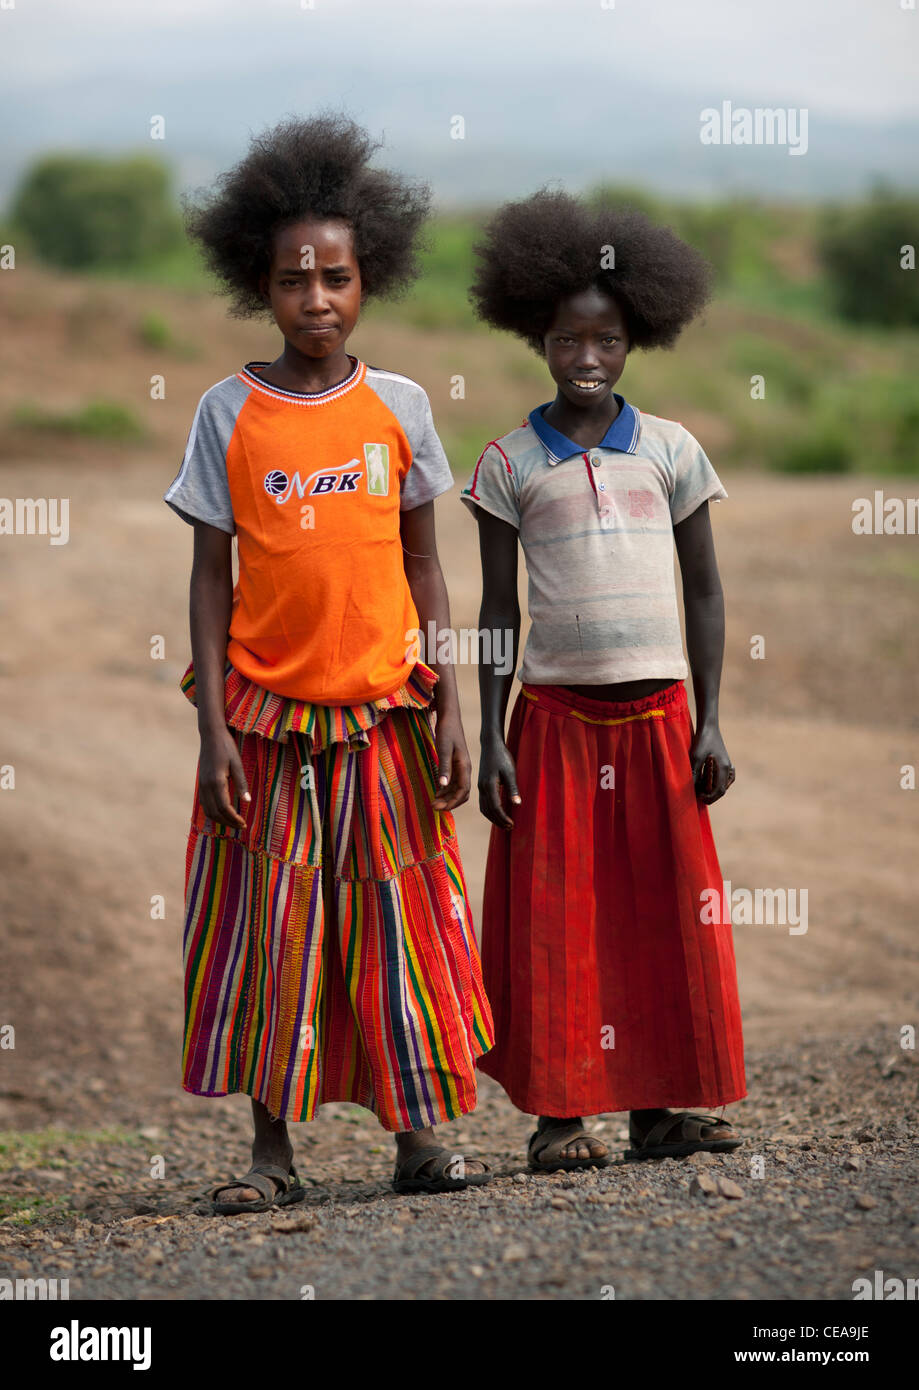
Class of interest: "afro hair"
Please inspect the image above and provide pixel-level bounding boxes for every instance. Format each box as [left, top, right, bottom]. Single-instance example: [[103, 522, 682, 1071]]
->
[[182, 112, 432, 318], [469, 188, 713, 353]]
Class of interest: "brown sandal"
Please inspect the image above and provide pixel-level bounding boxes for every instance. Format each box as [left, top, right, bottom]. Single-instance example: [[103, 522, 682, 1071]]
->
[[624, 1111, 742, 1161], [210, 1163, 307, 1214], [392, 1147, 492, 1194]]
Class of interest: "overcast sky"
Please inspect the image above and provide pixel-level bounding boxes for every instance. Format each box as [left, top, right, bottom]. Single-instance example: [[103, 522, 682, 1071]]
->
[[2, 0, 917, 206]]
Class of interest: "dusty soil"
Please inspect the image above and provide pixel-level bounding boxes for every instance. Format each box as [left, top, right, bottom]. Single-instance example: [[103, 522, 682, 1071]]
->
[[0, 269, 917, 1300], [0, 1032, 917, 1302]]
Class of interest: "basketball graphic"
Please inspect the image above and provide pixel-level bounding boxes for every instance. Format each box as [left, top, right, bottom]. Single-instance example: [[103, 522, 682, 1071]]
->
[[264, 470, 289, 496]]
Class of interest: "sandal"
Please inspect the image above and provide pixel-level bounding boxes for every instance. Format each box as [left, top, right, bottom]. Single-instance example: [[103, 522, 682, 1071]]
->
[[624, 1111, 743, 1161], [210, 1162, 307, 1215], [392, 1146, 492, 1194], [527, 1121, 610, 1173]]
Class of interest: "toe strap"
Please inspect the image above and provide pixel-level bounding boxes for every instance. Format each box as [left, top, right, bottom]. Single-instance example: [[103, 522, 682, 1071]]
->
[[251, 1163, 299, 1193], [394, 1146, 459, 1183], [211, 1163, 302, 1204], [639, 1111, 733, 1147], [681, 1113, 733, 1140]]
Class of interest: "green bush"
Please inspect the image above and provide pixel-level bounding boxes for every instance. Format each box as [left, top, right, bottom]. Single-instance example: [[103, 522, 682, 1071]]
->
[[138, 311, 172, 349], [771, 424, 854, 474], [818, 187, 919, 327], [671, 201, 741, 281], [0, 215, 31, 263], [728, 333, 815, 405], [10, 153, 183, 271], [587, 182, 673, 223], [837, 372, 919, 474], [766, 369, 919, 475]]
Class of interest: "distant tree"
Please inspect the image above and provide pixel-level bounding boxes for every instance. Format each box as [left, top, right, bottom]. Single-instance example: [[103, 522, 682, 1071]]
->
[[586, 183, 672, 224], [586, 184, 740, 281], [10, 153, 182, 269], [818, 186, 919, 327]]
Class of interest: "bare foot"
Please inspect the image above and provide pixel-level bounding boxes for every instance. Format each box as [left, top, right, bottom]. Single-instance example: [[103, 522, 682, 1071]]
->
[[533, 1115, 608, 1165], [216, 1099, 295, 1205]]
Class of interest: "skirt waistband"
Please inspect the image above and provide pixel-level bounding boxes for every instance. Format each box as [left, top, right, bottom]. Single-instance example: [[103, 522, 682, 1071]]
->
[[180, 659, 437, 752], [521, 680, 686, 725]]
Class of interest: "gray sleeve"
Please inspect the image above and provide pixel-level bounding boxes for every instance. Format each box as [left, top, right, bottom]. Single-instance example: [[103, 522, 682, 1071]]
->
[[163, 378, 245, 534], [363, 371, 455, 510], [669, 427, 728, 525], [400, 392, 454, 509], [459, 443, 520, 528]]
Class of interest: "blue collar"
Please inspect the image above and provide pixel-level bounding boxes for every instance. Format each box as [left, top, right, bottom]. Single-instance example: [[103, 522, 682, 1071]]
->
[[527, 394, 640, 464]]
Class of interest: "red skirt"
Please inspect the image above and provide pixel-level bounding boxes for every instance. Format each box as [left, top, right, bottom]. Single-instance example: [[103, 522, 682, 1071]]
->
[[477, 680, 746, 1116]]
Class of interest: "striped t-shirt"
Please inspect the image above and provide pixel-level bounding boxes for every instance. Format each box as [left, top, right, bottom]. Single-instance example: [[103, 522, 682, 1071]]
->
[[164, 357, 454, 704], [460, 395, 727, 685]]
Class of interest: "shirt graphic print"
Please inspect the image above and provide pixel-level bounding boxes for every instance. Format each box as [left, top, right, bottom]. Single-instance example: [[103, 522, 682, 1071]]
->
[[165, 359, 454, 704]]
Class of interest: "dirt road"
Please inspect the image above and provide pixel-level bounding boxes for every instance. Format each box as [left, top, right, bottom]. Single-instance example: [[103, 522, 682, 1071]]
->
[[0, 270, 916, 1299]]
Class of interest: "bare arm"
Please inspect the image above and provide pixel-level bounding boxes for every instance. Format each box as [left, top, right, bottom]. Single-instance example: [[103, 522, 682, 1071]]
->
[[400, 501, 470, 812], [473, 508, 522, 829], [673, 500, 734, 804], [190, 521, 249, 828]]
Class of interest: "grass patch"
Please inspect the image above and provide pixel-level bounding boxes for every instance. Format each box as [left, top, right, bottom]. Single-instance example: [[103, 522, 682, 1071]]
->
[[0, 1194, 74, 1228], [137, 310, 200, 359], [0, 1126, 146, 1227], [12, 399, 146, 443], [0, 1125, 146, 1172], [857, 549, 919, 584]]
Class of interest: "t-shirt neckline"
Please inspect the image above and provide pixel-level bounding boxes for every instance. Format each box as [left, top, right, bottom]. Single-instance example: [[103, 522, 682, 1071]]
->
[[240, 355, 364, 402], [529, 393, 640, 462]]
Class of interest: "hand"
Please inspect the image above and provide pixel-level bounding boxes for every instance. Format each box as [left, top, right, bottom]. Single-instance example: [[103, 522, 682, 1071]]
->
[[690, 724, 735, 805], [198, 726, 250, 829], [478, 737, 521, 829], [432, 714, 472, 812]]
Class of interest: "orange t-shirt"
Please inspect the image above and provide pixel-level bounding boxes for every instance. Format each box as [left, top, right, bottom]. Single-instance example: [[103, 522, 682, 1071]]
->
[[164, 358, 455, 704]]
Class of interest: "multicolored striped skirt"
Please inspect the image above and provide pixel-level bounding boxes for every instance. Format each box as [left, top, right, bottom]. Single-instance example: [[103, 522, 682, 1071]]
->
[[179, 661, 494, 1131], [477, 680, 746, 1117]]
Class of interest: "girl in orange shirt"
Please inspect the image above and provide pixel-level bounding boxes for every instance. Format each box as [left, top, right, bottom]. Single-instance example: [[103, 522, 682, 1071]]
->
[[164, 115, 493, 1209]]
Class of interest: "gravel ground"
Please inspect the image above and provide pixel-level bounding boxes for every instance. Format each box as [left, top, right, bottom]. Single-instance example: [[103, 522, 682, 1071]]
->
[[1, 1026, 916, 1301]]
